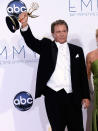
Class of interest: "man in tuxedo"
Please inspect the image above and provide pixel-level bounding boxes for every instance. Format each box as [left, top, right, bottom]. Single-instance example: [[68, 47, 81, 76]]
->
[[19, 12, 90, 131]]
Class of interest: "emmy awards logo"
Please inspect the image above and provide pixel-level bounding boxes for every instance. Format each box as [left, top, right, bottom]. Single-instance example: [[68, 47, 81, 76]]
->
[[6, 0, 39, 33]]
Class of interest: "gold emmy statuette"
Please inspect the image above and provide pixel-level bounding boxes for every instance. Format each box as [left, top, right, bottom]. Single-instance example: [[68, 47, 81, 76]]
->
[[28, 2, 39, 18]]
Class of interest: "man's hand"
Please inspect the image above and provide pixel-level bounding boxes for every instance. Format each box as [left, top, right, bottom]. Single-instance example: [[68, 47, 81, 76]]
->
[[82, 99, 90, 109], [18, 12, 28, 28]]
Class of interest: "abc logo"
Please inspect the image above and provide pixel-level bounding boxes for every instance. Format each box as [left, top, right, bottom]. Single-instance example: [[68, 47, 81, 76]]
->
[[7, 4, 26, 13], [6, 0, 27, 17], [13, 91, 33, 111]]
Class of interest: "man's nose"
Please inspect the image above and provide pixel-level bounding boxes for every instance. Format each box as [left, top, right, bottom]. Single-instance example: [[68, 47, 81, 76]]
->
[[60, 32, 64, 36]]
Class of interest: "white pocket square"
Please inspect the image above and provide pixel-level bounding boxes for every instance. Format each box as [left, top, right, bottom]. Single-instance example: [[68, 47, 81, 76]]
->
[[75, 54, 79, 58]]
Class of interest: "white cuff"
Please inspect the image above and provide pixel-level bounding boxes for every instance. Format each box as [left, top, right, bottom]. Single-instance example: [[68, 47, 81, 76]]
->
[[21, 25, 28, 32]]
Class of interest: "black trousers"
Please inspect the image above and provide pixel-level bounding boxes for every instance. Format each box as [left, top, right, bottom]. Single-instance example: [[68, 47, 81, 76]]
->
[[44, 87, 84, 131]]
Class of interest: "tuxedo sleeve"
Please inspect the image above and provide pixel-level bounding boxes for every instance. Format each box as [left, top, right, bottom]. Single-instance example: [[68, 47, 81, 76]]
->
[[20, 26, 46, 54], [79, 48, 90, 100]]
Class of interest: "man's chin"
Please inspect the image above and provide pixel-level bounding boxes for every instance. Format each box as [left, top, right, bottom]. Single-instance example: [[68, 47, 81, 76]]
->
[[55, 39, 67, 44], [60, 39, 67, 43]]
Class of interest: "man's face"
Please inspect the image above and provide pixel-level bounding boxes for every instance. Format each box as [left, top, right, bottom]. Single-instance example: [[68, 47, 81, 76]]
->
[[52, 24, 68, 44]]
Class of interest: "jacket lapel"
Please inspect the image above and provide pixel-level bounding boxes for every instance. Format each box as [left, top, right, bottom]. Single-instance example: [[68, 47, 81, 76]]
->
[[51, 41, 58, 67], [68, 43, 75, 65], [68, 43, 75, 90]]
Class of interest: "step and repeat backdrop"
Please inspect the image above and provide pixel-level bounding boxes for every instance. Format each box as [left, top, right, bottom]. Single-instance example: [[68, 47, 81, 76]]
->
[[0, 0, 98, 131]]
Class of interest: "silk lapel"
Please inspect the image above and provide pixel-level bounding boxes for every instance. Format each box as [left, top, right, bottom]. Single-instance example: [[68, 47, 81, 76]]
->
[[51, 41, 58, 67], [68, 43, 75, 65], [67, 43, 75, 88]]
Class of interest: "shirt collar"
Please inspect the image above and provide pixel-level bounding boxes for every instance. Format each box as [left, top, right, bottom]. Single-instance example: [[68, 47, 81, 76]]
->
[[55, 41, 68, 49]]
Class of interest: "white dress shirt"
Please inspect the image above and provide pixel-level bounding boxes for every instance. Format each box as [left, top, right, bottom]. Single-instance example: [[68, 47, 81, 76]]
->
[[47, 42, 72, 93]]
